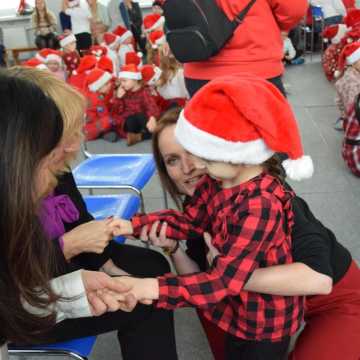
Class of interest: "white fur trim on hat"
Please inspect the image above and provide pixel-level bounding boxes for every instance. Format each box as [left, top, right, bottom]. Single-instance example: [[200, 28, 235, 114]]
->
[[118, 71, 142, 80], [282, 156, 314, 181], [46, 54, 62, 63], [145, 16, 165, 33], [60, 33, 76, 48], [347, 47, 360, 65], [175, 110, 275, 164], [89, 71, 112, 92], [148, 66, 162, 86], [119, 30, 133, 43], [333, 25, 348, 44], [37, 64, 48, 70]]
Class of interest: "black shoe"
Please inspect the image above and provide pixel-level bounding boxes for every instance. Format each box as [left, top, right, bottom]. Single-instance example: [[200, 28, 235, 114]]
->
[[102, 131, 118, 143]]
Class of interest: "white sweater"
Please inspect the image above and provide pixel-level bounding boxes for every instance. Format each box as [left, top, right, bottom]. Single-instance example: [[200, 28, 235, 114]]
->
[[310, 0, 346, 19], [65, 0, 92, 35], [157, 69, 189, 100]]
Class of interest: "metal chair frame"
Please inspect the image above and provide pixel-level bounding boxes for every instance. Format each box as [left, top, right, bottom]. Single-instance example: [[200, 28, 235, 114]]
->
[[8, 348, 88, 359]]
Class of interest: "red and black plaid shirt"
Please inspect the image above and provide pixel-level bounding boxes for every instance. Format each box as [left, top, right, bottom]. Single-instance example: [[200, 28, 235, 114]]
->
[[132, 174, 304, 341], [342, 107, 360, 177]]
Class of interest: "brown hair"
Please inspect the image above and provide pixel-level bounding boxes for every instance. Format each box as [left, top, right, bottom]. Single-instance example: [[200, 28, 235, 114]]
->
[[34, 0, 52, 28], [263, 156, 285, 183], [146, 42, 159, 67], [152, 107, 184, 209], [158, 48, 182, 87]]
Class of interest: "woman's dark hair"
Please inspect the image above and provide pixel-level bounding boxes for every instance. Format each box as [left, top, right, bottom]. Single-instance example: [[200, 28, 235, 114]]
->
[[152, 107, 184, 209], [0, 70, 63, 344], [264, 155, 285, 183]]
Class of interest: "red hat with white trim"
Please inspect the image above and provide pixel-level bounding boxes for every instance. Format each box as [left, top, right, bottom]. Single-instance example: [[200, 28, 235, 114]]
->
[[148, 30, 166, 48], [322, 24, 347, 44], [113, 25, 133, 43], [97, 55, 114, 74], [125, 51, 142, 66], [175, 75, 314, 181], [75, 55, 98, 75], [143, 13, 165, 33], [86, 68, 112, 92], [36, 48, 52, 62], [118, 64, 142, 80], [59, 32, 77, 48], [90, 45, 108, 58], [336, 42, 360, 77], [23, 57, 48, 70], [103, 32, 120, 49], [45, 49, 63, 64], [344, 8, 360, 29], [141, 64, 162, 85]]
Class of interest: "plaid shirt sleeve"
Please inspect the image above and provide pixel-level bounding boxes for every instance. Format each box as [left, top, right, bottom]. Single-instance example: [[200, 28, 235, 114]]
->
[[141, 87, 161, 119], [156, 195, 285, 310], [132, 176, 213, 240]]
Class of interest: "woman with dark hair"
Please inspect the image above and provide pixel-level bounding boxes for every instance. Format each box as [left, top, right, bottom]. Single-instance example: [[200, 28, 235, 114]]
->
[[0, 68, 177, 360], [134, 107, 360, 360], [32, 0, 59, 49]]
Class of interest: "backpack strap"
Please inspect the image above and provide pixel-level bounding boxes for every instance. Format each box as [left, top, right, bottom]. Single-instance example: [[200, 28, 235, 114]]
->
[[232, 0, 257, 27]]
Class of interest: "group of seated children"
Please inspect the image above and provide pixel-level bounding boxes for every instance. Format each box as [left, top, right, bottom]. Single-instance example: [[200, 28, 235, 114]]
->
[[22, 10, 189, 146]]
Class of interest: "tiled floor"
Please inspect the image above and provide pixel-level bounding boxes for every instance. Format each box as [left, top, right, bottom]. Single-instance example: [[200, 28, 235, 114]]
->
[[10, 57, 360, 359]]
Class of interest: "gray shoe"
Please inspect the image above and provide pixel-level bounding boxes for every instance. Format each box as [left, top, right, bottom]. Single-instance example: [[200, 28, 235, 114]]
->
[[102, 131, 118, 142], [334, 118, 344, 131]]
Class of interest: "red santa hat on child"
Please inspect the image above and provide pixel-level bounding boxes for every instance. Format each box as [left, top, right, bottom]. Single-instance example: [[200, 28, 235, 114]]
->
[[97, 55, 114, 74], [148, 30, 166, 48], [344, 8, 360, 29], [86, 68, 112, 92], [23, 57, 48, 70], [322, 24, 348, 44], [141, 64, 162, 86], [143, 13, 165, 33], [125, 51, 142, 66], [75, 55, 98, 75], [113, 25, 133, 43], [103, 32, 120, 49], [45, 49, 63, 64], [90, 45, 108, 58], [175, 75, 314, 181], [336, 42, 360, 77], [36, 48, 51, 62], [59, 32, 77, 48], [118, 64, 142, 80]]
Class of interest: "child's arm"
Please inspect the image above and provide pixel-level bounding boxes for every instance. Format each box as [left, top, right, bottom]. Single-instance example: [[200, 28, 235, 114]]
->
[[142, 87, 161, 120]]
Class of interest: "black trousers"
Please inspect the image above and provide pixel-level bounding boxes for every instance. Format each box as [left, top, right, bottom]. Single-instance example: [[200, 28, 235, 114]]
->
[[185, 75, 286, 98], [124, 113, 151, 139], [225, 334, 290, 360], [35, 33, 59, 50], [75, 32, 92, 53], [41, 243, 178, 360]]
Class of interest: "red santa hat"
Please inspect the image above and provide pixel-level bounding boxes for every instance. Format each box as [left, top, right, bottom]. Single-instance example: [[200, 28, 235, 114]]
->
[[103, 32, 120, 49], [344, 8, 360, 29], [59, 32, 77, 48], [345, 27, 360, 43], [113, 25, 133, 43], [90, 45, 108, 58], [141, 64, 162, 85], [45, 49, 63, 64], [36, 48, 51, 62], [175, 75, 314, 181], [322, 24, 348, 44], [86, 68, 112, 92], [118, 64, 142, 80], [75, 55, 98, 74], [97, 55, 114, 74], [148, 30, 166, 48], [125, 51, 142, 66], [143, 13, 165, 33], [336, 42, 360, 77], [23, 57, 48, 70]]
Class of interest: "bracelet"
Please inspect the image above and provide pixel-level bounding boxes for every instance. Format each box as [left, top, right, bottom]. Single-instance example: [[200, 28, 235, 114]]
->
[[163, 241, 180, 257]]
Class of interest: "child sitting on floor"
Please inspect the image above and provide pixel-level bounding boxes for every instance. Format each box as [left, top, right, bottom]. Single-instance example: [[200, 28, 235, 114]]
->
[[44, 49, 66, 81], [113, 25, 136, 67], [110, 64, 160, 146], [102, 32, 120, 74], [59, 32, 80, 75]]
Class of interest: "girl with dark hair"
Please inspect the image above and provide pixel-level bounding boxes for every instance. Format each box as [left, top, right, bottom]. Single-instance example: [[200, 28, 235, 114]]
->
[[32, 0, 59, 49]]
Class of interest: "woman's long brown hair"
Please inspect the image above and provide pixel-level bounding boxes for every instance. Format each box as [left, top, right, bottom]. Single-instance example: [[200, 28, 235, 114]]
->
[[0, 71, 63, 345], [35, 0, 52, 28], [157, 49, 182, 87]]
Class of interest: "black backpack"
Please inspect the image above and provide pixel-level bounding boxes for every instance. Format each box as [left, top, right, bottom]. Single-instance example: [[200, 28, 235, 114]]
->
[[163, 0, 256, 63]]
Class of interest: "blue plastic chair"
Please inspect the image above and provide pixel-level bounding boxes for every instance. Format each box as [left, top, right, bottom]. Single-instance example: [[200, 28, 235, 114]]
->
[[73, 154, 156, 212], [8, 336, 96, 359], [84, 194, 141, 243]]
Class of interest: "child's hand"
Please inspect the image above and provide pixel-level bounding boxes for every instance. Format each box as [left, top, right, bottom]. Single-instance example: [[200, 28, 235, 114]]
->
[[108, 218, 134, 236], [140, 221, 177, 250], [116, 86, 126, 98], [204, 232, 220, 265], [281, 31, 288, 40], [146, 116, 157, 133]]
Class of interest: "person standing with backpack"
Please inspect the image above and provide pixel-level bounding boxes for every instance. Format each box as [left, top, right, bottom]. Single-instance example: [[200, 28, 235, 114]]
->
[[166, 0, 308, 96]]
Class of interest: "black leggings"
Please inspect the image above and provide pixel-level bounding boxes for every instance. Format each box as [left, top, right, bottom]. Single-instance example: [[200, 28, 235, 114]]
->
[[124, 113, 151, 139], [185, 75, 286, 98], [42, 244, 178, 360], [35, 33, 59, 50], [225, 334, 290, 360]]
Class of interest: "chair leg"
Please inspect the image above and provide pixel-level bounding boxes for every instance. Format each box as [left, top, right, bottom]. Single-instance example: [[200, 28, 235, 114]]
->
[[8, 349, 87, 359]]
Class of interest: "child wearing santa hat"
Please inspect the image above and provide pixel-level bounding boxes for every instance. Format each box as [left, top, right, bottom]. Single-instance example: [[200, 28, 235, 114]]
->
[[59, 32, 81, 75], [44, 49, 66, 81], [114, 25, 136, 67], [68, 54, 98, 91], [342, 92, 360, 176], [102, 32, 120, 74], [110, 75, 313, 360], [22, 57, 48, 70], [110, 63, 160, 145], [84, 68, 117, 142], [143, 13, 164, 34], [334, 42, 360, 130]]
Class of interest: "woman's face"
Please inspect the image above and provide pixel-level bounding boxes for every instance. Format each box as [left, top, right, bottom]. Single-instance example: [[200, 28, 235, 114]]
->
[[36, 0, 45, 10], [158, 124, 205, 196]]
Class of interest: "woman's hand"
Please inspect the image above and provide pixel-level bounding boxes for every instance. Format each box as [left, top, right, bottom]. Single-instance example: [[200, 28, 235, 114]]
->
[[82, 270, 138, 315], [62, 219, 115, 260], [140, 221, 177, 251], [204, 232, 219, 265], [108, 218, 134, 237]]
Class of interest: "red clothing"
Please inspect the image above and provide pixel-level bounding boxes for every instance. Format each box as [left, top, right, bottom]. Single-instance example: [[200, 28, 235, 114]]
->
[[342, 106, 360, 177], [62, 50, 81, 74], [84, 90, 113, 140], [132, 174, 304, 341], [110, 86, 161, 137], [322, 42, 345, 82], [68, 72, 87, 93], [184, 0, 308, 80]]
